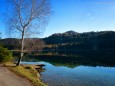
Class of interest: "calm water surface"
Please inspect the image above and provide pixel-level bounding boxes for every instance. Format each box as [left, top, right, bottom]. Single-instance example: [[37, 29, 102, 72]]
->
[[22, 61, 115, 86]]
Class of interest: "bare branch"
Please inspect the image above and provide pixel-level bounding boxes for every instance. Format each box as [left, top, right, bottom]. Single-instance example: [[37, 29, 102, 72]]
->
[[17, 27, 23, 32], [17, 1, 24, 27], [6, 0, 51, 66]]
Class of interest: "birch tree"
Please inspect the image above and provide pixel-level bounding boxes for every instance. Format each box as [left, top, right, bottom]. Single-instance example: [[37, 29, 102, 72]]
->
[[6, 0, 51, 66]]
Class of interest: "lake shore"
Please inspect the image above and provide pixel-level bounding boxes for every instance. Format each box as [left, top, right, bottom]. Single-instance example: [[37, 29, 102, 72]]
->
[[1, 63, 46, 86], [0, 66, 32, 86]]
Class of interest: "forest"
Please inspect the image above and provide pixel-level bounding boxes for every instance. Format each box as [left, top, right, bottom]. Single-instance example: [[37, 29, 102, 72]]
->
[[1, 30, 115, 51], [43, 31, 115, 50]]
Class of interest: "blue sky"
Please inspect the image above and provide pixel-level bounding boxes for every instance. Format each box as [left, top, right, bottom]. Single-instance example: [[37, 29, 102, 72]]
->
[[1, 0, 115, 38]]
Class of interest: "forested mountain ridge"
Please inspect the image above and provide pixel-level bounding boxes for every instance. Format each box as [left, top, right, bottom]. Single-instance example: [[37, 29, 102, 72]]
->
[[43, 30, 115, 44], [1, 31, 115, 50], [43, 31, 115, 50]]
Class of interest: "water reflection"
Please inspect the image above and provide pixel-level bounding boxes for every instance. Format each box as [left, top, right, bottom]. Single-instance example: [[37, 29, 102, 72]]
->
[[23, 49, 115, 68], [22, 50, 115, 86], [22, 61, 115, 86], [41, 64, 115, 86]]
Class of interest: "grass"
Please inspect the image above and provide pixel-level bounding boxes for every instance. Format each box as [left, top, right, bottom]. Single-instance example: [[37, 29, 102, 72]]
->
[[5, 62, 46, 86]]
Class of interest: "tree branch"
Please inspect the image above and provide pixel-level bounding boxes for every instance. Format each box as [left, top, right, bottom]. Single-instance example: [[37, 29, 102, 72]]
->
[[17, 27, 23, 32]]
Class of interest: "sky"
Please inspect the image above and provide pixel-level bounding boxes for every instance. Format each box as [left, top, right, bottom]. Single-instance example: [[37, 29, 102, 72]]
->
[[1, 0, 115, 38]]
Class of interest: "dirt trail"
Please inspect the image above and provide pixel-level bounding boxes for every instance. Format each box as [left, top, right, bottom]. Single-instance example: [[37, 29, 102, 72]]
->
[[0, 67, 32, 86]]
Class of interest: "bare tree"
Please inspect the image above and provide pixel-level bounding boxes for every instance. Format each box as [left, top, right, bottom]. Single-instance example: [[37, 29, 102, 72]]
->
[[6, 0, 51, 66]]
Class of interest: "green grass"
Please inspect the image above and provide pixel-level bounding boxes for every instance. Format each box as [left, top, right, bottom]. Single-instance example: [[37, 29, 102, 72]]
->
[[6, 63, 46, 86]]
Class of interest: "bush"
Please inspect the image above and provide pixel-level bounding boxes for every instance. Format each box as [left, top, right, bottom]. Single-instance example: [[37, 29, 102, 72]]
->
[[0, 47, 12, 63]]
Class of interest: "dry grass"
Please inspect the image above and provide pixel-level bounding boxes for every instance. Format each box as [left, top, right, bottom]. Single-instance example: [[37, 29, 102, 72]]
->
[[5, 62, 46, 86]]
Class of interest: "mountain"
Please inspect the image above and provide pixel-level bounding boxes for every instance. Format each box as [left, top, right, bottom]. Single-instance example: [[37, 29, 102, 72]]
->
[[43, 31, 115, 50], [1, 30, 115, 50]]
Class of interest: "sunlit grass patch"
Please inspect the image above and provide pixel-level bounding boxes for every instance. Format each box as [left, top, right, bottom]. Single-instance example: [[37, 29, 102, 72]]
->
[[6, 63, 46, 86]]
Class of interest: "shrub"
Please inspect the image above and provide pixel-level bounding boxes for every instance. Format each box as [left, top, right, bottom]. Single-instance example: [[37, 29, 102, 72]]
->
[[0, 47, 12, 63]]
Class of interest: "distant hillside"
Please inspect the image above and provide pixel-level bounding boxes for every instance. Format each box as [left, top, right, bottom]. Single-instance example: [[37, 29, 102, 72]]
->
[[0, 38, 20, 50], [43, 31, 115, 50], [0, 38, 44, 50], [1, 31, 115, 50]]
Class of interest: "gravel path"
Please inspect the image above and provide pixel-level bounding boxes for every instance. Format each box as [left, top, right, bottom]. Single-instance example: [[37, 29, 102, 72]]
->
[[0, 67, 33, 86]]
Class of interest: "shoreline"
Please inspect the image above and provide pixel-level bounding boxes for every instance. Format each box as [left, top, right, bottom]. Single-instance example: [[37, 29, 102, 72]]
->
[[4, 62, 46, 86], [0, 65, 32, 86]]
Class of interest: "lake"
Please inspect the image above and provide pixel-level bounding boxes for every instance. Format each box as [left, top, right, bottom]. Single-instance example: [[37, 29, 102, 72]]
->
[[40, 62, 115, 86], [22, 53, 115, 86]]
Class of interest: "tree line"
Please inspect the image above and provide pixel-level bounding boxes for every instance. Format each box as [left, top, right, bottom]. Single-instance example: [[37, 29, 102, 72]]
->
[[1, 31, 115, 51], [43, 30, 115, 50]]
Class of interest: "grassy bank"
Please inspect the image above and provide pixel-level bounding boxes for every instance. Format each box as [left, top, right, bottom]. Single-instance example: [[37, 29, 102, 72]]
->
[[5, 62, 46, 86]]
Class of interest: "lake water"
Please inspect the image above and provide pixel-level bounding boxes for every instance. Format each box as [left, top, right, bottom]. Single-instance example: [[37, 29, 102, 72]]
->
[[21, 50, 115, 86], [22, 61, 115, 86]]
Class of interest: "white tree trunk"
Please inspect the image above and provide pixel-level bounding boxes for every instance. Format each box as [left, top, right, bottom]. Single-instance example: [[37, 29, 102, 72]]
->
[[16, 29, 25, 66]]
